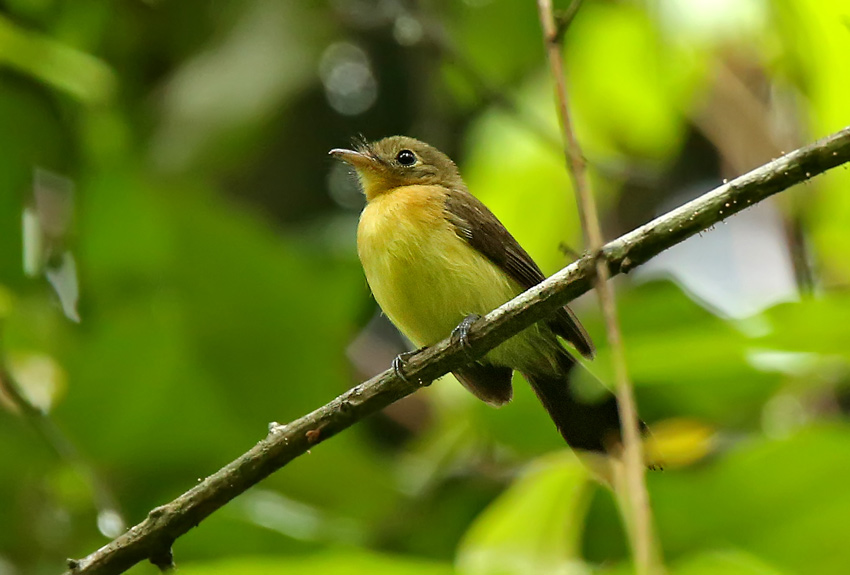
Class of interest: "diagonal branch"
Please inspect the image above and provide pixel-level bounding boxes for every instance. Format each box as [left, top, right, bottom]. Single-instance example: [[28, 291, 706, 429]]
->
[[66, 126, 850, 575]]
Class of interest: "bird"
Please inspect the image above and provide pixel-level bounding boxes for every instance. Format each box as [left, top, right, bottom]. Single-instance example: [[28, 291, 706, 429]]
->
[[330, 135, 626, 457]]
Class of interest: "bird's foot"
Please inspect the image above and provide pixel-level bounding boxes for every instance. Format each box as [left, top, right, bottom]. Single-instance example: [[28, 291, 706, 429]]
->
[[392, 347, 427, 383], [451, 314, 482, 363]]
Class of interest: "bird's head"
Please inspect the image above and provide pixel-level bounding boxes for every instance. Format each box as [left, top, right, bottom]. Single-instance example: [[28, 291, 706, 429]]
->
[[330, 136, 463, 201]]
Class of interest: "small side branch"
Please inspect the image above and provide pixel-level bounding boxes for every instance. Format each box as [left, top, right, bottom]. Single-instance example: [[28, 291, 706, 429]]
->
[[0, 331, 126, 544], [536, 0, 656, 572], [66, 126, 850, 575]]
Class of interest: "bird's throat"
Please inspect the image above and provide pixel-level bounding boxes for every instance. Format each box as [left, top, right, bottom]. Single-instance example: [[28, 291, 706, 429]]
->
[[357, 170, 402, 202]]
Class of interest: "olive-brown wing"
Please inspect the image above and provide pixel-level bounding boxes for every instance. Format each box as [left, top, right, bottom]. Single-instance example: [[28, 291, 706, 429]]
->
[[444, 187, 595, 359]]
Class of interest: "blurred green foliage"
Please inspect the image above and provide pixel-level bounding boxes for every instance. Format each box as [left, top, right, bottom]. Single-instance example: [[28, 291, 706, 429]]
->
[[1, 0, 849, 574]]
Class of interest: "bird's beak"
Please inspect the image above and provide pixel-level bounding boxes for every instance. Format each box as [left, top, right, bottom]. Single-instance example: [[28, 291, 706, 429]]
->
[[329, 148, 377, 171]]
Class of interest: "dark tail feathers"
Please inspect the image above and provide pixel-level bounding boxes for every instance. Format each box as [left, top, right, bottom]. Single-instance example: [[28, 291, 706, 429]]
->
[[523, 350, 628, 454]]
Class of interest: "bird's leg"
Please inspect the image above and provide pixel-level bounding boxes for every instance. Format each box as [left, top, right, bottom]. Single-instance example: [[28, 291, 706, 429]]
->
[[451, 314, 482, 363], [392, 347, 427, 383]]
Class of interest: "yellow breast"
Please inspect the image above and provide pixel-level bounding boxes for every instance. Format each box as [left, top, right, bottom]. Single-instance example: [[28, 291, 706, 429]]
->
[[357, 185, 521, 349]]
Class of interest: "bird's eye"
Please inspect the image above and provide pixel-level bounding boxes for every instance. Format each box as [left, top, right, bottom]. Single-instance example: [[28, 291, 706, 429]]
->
[[396, 149, 416, 166]]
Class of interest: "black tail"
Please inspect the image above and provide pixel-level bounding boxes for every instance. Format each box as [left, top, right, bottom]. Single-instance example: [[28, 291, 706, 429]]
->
[[523, 349, 626, 453]]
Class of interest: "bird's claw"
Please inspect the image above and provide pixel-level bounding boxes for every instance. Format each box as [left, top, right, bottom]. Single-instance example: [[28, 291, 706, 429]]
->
[[392, 348, 426, 383], [452, 314, 482, 362]]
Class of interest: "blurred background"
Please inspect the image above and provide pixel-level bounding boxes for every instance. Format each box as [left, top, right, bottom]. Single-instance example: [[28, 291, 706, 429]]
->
[[1, 0, 849, 574]]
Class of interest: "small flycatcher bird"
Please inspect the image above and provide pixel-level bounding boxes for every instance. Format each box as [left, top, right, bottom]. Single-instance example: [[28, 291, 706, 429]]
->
[[331, 136, 624, 455]]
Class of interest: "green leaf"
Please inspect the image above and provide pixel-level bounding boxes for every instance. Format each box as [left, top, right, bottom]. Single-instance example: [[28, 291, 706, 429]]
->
[[591, 282, 780, 425], [670, 549, 791, 575], [456, 452, 593, 575], [758, 292, 850, 360], [0, 14, 115, 104], [177, 550, 455, 575], [595, 548, 792, 575], [651, 426, 850, 575]]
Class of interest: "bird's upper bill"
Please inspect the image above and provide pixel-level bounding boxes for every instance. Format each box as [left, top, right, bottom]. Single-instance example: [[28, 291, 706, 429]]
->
[[329, 147, 378, 171], [329, 144, 394, 200]]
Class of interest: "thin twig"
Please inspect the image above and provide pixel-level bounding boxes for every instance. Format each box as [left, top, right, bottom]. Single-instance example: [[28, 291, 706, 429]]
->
[[0, 330, 126, 539], [66, 126, 850, 575], [535, 0, 652, 571], [552, 0, 583, 44]]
